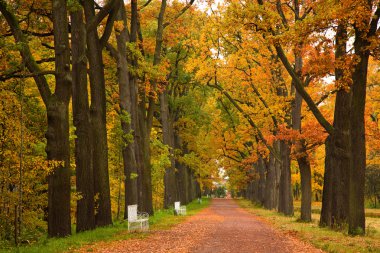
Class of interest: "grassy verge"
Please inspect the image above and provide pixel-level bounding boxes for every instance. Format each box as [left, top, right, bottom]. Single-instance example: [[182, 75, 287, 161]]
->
[[1, 198, 210, 253], [237, 199, 380, 253], [293, 201, 380, 218]]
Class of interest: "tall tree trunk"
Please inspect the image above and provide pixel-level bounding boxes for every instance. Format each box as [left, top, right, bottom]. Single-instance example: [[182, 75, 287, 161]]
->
[[291, 50, 312, 221], [348, 27, 369, 234], [154, 0, 179, 209], [320, 136, 333, 226], [114, 0, 139, 218], [71, 8, 95, 232], [161, 92, 178, 208], [139, 100, 154, 214], [83, 0, 112, 227], [47, 0, 72, 237], [174, 132, 189, 204], [320, 24, 350, 228], [127, 0, 153, 214]]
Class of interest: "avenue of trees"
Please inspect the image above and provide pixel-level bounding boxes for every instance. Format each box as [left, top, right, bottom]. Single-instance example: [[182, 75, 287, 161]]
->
[[0, 0, 380, 245]]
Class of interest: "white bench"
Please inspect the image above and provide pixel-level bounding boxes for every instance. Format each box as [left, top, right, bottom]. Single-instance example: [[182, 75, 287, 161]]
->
[[127, 204, 149, 232], [174, 201, 187, 215]]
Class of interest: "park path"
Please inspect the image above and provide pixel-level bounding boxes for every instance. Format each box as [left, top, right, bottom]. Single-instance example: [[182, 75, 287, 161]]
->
[[78, 199, 323, 253]]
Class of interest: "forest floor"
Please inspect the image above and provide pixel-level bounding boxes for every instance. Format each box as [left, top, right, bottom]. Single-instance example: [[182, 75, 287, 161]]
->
[[75, 199, 322, 253]]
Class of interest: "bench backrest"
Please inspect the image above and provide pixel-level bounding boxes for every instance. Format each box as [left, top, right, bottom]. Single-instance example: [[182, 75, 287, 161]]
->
[[174, 201, 180, 210], [128, 204, 138, 221]]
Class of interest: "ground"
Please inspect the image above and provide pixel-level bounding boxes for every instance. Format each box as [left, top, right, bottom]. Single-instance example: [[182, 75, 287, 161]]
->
[[76, 199, 323, 253]]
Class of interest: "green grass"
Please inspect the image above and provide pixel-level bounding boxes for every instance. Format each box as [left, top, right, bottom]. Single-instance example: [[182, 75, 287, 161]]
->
[[0, 198, 210, 253], [238, 199, 380, 253]]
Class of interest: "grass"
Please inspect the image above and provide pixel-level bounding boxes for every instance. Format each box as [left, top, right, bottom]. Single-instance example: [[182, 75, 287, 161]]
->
[[293, 201, 380, 218], [238, 199, 380, 253], [0, 198, 210, 253]]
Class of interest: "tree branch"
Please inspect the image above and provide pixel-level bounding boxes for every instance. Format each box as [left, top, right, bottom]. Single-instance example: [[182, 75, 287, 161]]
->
[[0, 71, 56, 81], [207, 81, 280, 160], [275, 44, 334, 134], [0, 0, 52, 104], [163, 0, 195, 28], [41, 42, 55, 50], [86, 0, 118, 33], [370, 3, 380, 36], [99, 0, 121, 49], [138, 0, 152, 10]]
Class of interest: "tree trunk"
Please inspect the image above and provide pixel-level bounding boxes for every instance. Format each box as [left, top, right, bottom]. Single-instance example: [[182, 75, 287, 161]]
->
[[0, 0, 72, 237], [47, 0, 72, 237], [114, 0, 139, 218], [83, 0, 112, 227], [291, 50, 311, 221], [320, 136, 333, 226], [46, 102, 71, 237], [297, 143, 312, 221], [278, 140, 294, 215], [174, 132, 189, 204], [264, 151, 279, 210], [348, 27, 368, 234], [139, 100, 154, 214], [187, 167, 194, 202], [257, 157, 266, 205], [320, 24, 350, 228], [70, 8, 95, 232], [161, 92, 179, 208]]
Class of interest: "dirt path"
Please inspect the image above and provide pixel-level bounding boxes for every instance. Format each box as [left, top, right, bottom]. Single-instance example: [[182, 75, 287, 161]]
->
[[78, 199, 323, 253]]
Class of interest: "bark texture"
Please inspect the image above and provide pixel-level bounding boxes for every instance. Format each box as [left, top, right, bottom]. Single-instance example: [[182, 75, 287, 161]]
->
[[71, 8, 95, 232], [83, 0, 112, 227], [46, 0, 72, 237]]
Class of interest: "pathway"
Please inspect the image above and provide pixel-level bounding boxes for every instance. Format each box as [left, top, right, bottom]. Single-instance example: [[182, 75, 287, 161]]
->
[[78, 199, 323, 253]]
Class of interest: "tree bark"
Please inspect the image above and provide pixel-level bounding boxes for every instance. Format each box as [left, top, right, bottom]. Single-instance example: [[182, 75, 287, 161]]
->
[[47, 0, 72, 237], [290, 49, 311, 221], [113, 0, 139, 218], [174, 132, 190, 204], [83, 0, 112, 227], [70, 8, 95, 232], [297, 144, 312, 221], [320, 24, 350, 228], [257, 156, 266, 205], [264, 150, 279, 210], [161, 92, 179, 208], [278, 140, 294, 215], [348, 26, 369, 234], [139, 100, 154, 214]]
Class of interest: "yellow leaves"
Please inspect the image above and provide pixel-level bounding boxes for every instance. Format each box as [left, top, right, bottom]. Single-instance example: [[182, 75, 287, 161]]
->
[[113, 21, 125, 34]]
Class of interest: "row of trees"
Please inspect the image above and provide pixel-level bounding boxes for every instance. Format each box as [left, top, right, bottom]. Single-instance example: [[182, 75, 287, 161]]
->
[[1, 0, 380, 244], [0, 0, 216, 241], [184, 0, 380, 235]]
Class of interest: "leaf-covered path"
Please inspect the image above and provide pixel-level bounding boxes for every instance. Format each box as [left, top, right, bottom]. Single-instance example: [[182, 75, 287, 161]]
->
[[78, 199, 323, 253]]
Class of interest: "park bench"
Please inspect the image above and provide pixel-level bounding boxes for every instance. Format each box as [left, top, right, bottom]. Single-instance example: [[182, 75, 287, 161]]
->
[[127, 204, 149, 232], [174, 201, 187, 215]]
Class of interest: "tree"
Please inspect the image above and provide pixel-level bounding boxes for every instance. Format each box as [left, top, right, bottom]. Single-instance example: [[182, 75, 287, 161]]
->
[[0, 0, 72, 237], [70, 3, 95, 232], [82, 0, 118, 227]]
